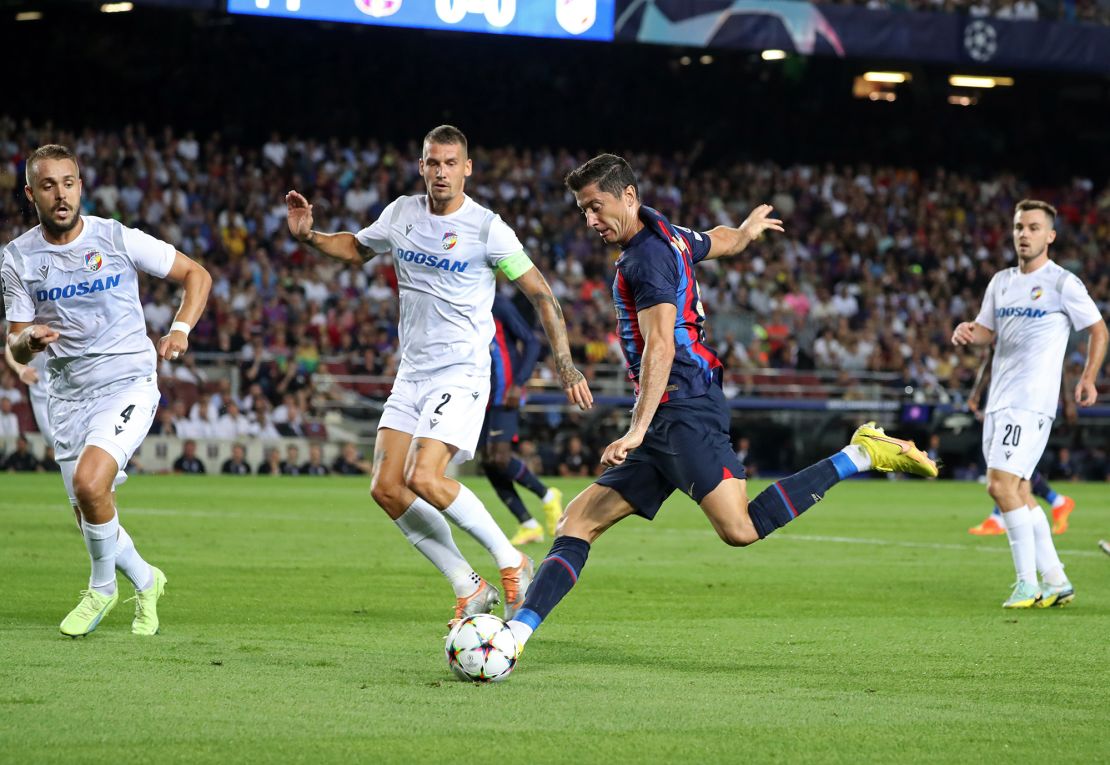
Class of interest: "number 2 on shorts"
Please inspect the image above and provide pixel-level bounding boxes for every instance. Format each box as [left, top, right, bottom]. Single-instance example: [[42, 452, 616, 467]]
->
[[434, 393, 452, 415]]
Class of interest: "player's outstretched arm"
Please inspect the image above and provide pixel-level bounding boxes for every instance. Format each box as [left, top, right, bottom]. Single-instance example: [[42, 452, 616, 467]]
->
[[285, 190, 370, 266], [158, 251, 213, 362], [1074, 319, 1108, 407], [601, 302, 676, 467], [5, 322, 59, 365], [511, 266, 592, 410], [4, 342, 38, 386], [703, 204, 784, 260], [951, 321, 994, 347]]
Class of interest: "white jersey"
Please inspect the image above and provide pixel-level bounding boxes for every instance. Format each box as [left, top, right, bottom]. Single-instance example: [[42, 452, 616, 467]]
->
[[975, 260, 1103, 416], [1, 215, 176, 400], [357, 194, 529, 380]]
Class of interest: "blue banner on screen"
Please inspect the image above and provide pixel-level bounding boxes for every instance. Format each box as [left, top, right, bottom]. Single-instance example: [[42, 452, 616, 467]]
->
[[227, 0, 615, 41], [615, 0, 1110, 74]]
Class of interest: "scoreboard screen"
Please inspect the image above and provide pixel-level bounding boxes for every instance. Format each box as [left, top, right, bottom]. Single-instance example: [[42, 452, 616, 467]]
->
[[226, 0, 615, 41]]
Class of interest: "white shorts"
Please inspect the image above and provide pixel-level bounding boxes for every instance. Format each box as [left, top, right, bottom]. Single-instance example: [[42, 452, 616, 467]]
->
[[982, 407, 1053, 480], [378, 375, 490, 464], [51, 377, 160, 504]]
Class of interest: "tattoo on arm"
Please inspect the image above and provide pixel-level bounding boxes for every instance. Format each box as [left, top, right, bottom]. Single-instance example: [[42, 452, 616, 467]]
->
[[525, 283, 583, 389]]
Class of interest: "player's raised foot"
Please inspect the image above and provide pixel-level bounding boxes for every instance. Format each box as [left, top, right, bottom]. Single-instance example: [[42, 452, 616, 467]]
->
[[541, 488, 564, 536], [449, 580, 500, 629], [510, 524, 545, 546], [1002, 580, 1042, 609], [1051, 496, 1075, 535], [59, 588, 119, 637], [500, 554, 534, 621], [850, 422, 938, 478], [1037, 580, 1074, 608], [969, 515, 1006, 535], [129, 567, 167, 636]]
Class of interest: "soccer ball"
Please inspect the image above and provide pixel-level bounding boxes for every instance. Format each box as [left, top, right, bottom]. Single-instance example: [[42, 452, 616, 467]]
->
[[445, 613, 519, 682]]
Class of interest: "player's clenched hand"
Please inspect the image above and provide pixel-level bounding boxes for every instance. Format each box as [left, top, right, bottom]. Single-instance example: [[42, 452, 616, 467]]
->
[[22, 324, 59, 352], [157, 331, 189, 362], [951, 322, 977, 346], [601, 431, 643, 467], [1075, 378, 1098, 407], [286, 190, 314, 242], [739, 204, 784, 241]]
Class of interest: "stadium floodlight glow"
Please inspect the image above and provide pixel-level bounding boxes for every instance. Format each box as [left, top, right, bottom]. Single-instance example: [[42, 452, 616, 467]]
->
[[100, 1, 133, 11], [699, 54, 714, 64], [948, 95, 977, 106], [15, 10, 42, 19], [863, 72, 911, 84], [679, 55, 692, 66], [868, 91, 896, 102], [761, 49, 786, 61], [949, 75, 1014, 88]]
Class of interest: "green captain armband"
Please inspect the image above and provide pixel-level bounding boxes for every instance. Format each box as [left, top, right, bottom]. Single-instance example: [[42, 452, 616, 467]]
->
[[497, 251, 534, 280]]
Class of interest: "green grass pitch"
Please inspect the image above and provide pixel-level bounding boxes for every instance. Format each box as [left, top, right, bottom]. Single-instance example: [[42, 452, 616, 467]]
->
[[1, 473, 1108, 763]]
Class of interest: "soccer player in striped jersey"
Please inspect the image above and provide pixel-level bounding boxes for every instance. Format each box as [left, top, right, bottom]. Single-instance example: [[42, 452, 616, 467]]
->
[[505, 154, 938, 655], [480, 294, 564, 545]]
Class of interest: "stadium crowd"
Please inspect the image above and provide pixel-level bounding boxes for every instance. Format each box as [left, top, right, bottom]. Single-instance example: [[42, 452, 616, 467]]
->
[[818, 0, 1110, 24], [2, 118, 1108, 476]]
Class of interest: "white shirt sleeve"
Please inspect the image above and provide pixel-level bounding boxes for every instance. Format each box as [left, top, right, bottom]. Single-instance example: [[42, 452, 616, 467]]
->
[[120, 225, 177, 278], [485, 215, 525, 264], [355, 198, 399, 255], [974, 274, 999, 331], [1060, 272, 1104, 331], [1, 249, 36, 323]]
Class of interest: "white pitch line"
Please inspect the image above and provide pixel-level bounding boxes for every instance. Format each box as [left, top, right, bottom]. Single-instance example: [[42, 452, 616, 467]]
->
[[778, 533, 1106, 558]]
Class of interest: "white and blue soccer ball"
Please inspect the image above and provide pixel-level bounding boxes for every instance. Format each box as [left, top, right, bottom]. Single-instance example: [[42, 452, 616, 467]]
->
[[445, 613, 519, 683]]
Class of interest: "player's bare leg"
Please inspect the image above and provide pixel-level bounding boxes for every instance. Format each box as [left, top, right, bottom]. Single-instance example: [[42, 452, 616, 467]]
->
[[989, 469, 1042, 607], [698, 478, 760, 547], [508, 484, 636, 648], [373, 427, 493, 620], [405, 437, 531, 619]]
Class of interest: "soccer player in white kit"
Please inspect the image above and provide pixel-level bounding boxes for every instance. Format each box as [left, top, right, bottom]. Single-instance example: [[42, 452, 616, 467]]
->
[[953, 199, 1107, 608], [2, 145, 212, 636], [285, 125, 592, 625]]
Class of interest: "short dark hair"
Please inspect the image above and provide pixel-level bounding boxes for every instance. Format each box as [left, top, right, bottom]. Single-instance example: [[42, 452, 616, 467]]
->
[[25, 144, 79, 185], [1015, 199, 1056, 226], [423, 124, 467, 156], [565, 153, 638, 199]]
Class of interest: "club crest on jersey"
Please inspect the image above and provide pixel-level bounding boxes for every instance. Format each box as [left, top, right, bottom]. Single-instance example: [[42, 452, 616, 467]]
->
[[84, 250, 103, 272], [442, 231, 458, 250], [1030, 286, 1043, 300]]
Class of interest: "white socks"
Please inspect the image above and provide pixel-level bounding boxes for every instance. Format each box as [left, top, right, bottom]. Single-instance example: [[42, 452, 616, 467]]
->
[[395, 498, 479, 598], [82, 515, 119, 596], [1029, 505, 1067, 586], [442, 484, 522, 570], [840, 444, 872, 472], [1001, 506, 1037, 585], [506, 619, 534, 648], [114, 525, 154, 592], [541, 489, 557, 504], [521, 519, 541, 530]]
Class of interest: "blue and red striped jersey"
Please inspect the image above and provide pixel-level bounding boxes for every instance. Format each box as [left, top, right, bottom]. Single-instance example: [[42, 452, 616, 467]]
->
[[612, 205, 722, 403], [489, 294, 540, 407]]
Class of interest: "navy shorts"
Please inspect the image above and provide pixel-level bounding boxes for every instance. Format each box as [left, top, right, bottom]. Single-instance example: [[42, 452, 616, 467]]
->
[[479, 406, 519, 446], [596, 385, 745, 519]]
